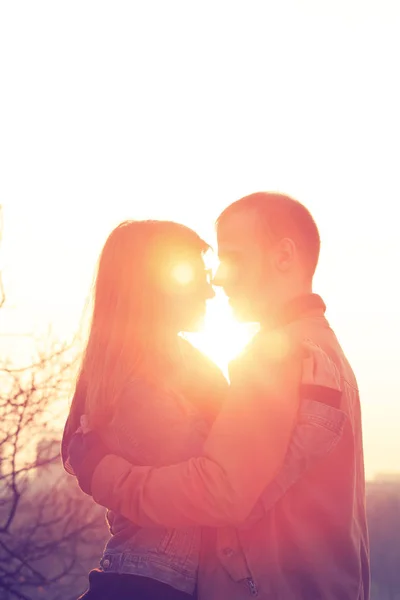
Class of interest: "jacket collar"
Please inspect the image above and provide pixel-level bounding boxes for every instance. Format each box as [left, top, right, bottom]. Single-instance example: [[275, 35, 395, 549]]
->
[[263, 293, 326, 330]]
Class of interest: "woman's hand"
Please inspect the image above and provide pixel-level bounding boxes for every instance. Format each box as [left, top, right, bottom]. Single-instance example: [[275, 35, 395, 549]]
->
[[68, 421, 109, 495]]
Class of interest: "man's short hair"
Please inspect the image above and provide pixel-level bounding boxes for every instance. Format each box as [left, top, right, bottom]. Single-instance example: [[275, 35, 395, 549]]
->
[[217, 192, 321, 277]]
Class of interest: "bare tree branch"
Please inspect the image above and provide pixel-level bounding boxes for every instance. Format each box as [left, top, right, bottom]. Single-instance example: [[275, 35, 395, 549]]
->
[[0, 262, 108, 598]]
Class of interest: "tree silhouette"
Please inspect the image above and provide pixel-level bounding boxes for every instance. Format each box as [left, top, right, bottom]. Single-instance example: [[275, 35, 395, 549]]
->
[[0, 206, 108, 599]]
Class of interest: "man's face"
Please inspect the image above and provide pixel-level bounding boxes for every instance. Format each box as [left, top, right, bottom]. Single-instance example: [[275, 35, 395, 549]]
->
[[215, 210, 277, 322]]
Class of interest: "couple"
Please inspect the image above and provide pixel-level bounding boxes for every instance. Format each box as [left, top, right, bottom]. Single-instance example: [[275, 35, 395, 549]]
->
[[62, 192, 370, 600]]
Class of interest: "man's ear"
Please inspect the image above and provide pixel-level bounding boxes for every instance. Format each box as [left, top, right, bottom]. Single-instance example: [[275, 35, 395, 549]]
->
[[274, 237, 296, 272]]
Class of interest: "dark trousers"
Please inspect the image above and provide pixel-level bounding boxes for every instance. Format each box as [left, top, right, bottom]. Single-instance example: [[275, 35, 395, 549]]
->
[[78, 569, 194, 600]]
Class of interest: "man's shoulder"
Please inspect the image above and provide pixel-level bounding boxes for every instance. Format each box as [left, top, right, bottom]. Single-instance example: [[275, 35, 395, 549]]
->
[[286, 316, 357, 387], [228, 329, 303, 385], [234, 327, 303, 362], [227, 316, 343, 384]]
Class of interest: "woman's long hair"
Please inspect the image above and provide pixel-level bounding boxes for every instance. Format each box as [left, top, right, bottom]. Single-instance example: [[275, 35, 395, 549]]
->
[[62, 220, 209, 468]]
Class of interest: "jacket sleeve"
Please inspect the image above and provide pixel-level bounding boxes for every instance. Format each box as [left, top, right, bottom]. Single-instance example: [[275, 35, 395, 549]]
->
[[89, 337, 306, 527]]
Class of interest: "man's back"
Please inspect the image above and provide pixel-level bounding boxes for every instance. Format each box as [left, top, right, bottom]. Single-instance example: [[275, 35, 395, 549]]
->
[[199, 308, 370, 600]]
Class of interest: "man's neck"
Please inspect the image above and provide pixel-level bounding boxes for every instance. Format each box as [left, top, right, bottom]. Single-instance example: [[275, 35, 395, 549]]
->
[[260, 292, 325, 330]]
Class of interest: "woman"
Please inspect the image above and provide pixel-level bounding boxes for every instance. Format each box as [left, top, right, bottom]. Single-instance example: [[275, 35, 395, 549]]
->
[[62, 219, 229, 600]]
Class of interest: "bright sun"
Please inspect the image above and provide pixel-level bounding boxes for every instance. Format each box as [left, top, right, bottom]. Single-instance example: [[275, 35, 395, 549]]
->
[[186, 290, 258, 376]]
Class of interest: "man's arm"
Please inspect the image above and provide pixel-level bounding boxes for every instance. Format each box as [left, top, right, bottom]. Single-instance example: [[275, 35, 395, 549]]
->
[[86, 336, 303, 528]]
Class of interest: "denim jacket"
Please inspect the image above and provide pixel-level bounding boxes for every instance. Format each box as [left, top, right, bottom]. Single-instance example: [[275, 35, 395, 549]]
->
[[77, 341, 228, 595], [80, 296, 370, 599]]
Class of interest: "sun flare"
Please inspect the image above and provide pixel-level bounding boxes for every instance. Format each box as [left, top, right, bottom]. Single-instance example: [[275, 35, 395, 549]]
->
[[186, 291, 258, 375]]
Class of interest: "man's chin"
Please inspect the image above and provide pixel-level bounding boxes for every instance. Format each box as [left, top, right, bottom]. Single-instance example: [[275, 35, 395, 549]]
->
[[229, 298, 254, 323]]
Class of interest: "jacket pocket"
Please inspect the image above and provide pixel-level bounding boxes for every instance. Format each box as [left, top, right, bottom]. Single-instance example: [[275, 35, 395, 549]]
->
[[155, 527, 200, 567], [261, 398, 347, 511], [157, 528, 179, 554]]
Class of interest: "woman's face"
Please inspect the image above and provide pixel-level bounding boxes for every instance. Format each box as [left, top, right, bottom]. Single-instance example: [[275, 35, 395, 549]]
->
[[162, 252, 215, 333]]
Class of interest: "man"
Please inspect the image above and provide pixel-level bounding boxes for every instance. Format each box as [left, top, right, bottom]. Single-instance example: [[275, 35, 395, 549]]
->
[[69, 193, 370, 599]]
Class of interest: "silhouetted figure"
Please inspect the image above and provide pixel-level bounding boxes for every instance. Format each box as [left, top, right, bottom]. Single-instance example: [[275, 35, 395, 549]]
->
[[68, 194, 370, 599], [62, 220, 228, 599]]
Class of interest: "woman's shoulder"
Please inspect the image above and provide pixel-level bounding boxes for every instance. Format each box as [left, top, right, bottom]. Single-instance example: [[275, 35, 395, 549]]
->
[[104, 374, 207, 465]]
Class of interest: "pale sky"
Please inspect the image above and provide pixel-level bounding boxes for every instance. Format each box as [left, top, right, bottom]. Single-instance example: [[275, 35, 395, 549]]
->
[[1, 1, 399, 479]]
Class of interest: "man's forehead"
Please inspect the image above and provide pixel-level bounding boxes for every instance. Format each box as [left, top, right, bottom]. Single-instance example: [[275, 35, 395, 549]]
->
[[217, 209, 259, 250]]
